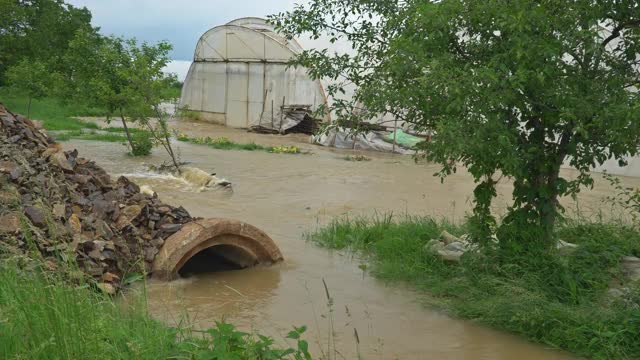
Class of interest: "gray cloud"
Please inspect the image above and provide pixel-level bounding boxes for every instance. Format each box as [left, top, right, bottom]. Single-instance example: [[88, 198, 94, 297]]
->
[[66, 0, 298, 60], [65, 1, 352, 82]]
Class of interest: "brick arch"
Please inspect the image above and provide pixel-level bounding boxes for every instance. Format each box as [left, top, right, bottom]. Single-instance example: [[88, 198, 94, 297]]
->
[[152, 218, 283, 280]]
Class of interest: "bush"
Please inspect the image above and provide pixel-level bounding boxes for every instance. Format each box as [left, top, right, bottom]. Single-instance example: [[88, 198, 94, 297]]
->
[[129, 132, 154, 156]]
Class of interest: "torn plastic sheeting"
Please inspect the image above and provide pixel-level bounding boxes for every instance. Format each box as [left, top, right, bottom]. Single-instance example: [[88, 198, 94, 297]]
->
[[252, 106, 319, 134], [385, 129, 424, 149], [312, 128, 413, 154]]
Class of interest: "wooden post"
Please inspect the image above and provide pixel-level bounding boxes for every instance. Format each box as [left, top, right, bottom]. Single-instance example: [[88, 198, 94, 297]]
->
[[393, 118, 398, 154], [280, 96, 285, 133]]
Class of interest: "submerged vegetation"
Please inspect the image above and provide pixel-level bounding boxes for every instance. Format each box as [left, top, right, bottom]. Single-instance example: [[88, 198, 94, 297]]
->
[[342, 155, 371, 162], [309, 215, 640, 359], [177, 133, 306, 154]]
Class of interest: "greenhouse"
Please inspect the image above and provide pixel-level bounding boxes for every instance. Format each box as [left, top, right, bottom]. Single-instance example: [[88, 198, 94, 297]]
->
[[180, 17, 329, 130]]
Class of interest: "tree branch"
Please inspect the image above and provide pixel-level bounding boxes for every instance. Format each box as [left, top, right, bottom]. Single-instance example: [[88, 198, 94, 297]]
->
[[602, 20, 640, 48]]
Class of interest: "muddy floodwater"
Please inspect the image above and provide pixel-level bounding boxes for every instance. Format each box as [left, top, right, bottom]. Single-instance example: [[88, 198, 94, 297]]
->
[[66, 122, 640, 359]]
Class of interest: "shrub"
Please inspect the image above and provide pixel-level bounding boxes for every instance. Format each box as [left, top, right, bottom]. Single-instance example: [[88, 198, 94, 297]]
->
[[129, 133, 154, 156]]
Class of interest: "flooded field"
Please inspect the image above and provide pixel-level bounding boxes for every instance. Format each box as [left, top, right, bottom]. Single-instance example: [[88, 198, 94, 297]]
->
[[66, 121, 640, 359]]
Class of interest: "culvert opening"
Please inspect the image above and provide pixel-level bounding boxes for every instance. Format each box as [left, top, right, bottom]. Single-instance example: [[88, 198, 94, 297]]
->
[[178, 245, 257, 277], [152, 219, 284, 280]]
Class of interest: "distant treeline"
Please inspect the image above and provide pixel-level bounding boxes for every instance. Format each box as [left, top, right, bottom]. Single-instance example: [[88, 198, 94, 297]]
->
[[0, 0, 181, 107], [0, 0, 184, 158], [0, 0, 95, 86]]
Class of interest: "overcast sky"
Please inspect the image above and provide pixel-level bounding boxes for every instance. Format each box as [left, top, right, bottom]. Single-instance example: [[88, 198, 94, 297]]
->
[[65, 0, 300, 79]]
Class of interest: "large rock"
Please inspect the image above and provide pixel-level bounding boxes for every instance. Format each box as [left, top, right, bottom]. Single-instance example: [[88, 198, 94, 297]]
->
[[622, 256, 640, 282], [0, 160, 17, 174], [115, 205, 142, 229], [50, 152, 73, 171], [68, 214, 82, 234], [0, 212, 21, 234], [24, 206, 46, 228]]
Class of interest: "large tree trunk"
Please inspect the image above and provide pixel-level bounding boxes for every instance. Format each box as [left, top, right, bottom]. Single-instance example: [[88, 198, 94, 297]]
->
[[532, 136, 571, 247], [537, 182, 559, 246], [540, 130, 572, 246]]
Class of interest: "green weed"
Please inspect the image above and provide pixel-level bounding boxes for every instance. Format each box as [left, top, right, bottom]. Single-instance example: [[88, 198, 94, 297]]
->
[[177, 133, 309, 154], [309, 215, 640, 359], [269, 145, 301, 154]]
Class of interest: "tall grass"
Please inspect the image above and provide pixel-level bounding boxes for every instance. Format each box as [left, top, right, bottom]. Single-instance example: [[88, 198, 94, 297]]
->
[[0, 265, 314, 359], [309, 215, 640, 359], [0, 267, 179, 359]]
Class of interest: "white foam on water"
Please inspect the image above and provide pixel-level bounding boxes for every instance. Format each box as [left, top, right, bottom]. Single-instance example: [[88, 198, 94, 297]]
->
[[120, 170, 233, 195], [120, 172, 186, 183]]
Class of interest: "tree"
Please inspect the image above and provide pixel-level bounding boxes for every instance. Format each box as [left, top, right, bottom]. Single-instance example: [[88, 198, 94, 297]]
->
[[0, 0, 95, 83], [5, 59, 57, 119], [121, 40, 182, 171], [65, 31, 181, 166], [271, 0, 640, 251]]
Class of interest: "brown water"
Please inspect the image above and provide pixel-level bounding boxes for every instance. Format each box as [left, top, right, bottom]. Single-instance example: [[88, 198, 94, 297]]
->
[[66, 123, 640, 359]]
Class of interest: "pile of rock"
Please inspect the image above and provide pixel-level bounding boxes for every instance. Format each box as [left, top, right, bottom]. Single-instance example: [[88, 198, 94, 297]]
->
[[0, 104, 193, 293]]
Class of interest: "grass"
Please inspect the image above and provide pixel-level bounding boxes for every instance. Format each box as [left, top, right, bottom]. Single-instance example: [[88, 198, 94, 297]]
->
[[0, 266, 181, 359], [0, 90, 307, 155], [53, 127, 154, 144], [0, 264, 313, 359], [176, 133, 305, 154], [54, 130, 128, 142], [0, 88, 102, 131], [0, 89, 158, 146], [309, 215, 640, 359]]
